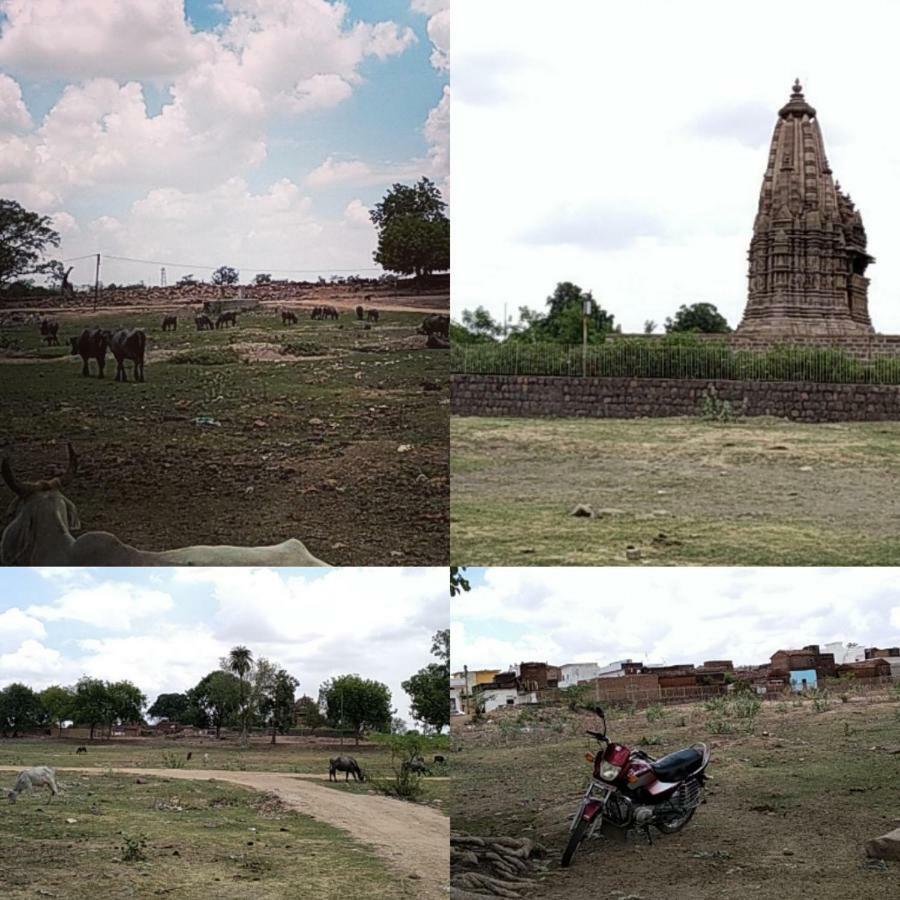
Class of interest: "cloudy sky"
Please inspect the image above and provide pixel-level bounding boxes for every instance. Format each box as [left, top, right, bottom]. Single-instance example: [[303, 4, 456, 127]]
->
[[0, 0, 448, 286], [451, 568, 900, 672], [452, 0, 900, 333], [0, 567, 446, 725]]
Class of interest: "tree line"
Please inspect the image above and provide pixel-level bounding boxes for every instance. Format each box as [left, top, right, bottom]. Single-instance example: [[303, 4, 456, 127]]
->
[[454, 282, 731, 346], [0, 630, 450, 744], [0, 176, 449, 297]]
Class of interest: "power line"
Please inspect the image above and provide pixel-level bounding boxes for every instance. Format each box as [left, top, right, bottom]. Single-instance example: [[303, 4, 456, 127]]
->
[[102, 253, 382, 273]]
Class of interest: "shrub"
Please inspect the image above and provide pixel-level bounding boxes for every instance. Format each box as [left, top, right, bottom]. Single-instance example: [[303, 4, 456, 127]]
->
[[169, 348, 239, 366], [160, 751, 186, 769], [120, 833, 147, 863], [645, 704, 665, 723]]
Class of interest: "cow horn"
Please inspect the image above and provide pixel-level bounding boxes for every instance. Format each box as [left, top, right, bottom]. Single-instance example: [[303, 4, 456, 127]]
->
[[58, 443, 78, 487], [0, 456, 32, 498]]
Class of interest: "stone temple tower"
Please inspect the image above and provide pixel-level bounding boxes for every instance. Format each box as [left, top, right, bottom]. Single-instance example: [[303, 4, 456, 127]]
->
[[737, 79, 875, 336]]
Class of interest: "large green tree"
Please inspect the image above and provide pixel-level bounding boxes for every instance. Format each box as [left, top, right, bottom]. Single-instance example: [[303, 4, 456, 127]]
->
[[402, 629, 450, 733], [459, 306, 502, 341], [212, 265, 239, 286], [255, 662, 299, 745], [40, 685, 74, 737], [71, 677, 110, 741], [511, 282, 618, 344], [104, 680, 146, 737], [147, 692, 191, 722], [371, 177, 449, 280], [189, 671, 241, 738], [664, 302, 731, 334], [320, 675, 392, 744], [0, 199, 60, 288], [0, 683, 46, 737]]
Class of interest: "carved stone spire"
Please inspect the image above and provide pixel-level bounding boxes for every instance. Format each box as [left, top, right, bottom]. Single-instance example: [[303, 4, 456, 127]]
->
[[737, 80, 875, 336]]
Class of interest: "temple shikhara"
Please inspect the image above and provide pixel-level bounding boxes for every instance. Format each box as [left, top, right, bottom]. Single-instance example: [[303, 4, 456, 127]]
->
[[737, 79, 875, 337]]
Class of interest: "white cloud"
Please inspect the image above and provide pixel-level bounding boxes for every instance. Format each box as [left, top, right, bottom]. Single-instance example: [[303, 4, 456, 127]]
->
[[344, 198, 371, 228], [411, 0, 448, 71], [452, 568, 900, 672], [425, 84, 450, 185], [306, 156, 373, 188], [0, 608, 46, 651], [0, 0, 208, 81], [0, 639, 64, 680], [27, 582, 174, 630], [0, 73, 31, 132]]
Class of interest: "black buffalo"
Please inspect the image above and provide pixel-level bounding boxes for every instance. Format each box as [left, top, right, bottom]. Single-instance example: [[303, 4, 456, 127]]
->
[[216, 311, 237, 329], [40, 319, 60, 345], [195, 314, 213, 331], [281, 310, 298, 325], [329, 755, 365, 782], [418, 314, 449, 338], [70, 328, 109, 378], [366, 308, 379, 323], [108, 329, 146, 382], [161, 315, 178, 331], [355, 304, 364, 321]]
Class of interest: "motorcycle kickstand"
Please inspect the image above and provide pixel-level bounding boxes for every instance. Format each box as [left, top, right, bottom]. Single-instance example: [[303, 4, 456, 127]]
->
[[641, 825, 654, 846]]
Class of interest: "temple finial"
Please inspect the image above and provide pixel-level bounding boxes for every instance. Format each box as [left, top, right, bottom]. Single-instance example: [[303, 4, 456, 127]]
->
[[792, 78, 803, 97]]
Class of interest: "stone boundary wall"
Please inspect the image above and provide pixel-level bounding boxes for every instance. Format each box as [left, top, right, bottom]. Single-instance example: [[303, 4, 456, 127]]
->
[[451, 374, 900, 423]]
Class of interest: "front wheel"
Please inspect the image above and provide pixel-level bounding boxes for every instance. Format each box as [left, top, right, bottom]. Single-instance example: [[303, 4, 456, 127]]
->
[[561, 817, 592, 868]]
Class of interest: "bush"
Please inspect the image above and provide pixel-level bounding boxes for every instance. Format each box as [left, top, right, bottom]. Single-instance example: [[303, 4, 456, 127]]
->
[[645, 704, 665, 723], [169, 348, 239, 366], [160, 750, 186, 769], [120, 833, 147, 862]]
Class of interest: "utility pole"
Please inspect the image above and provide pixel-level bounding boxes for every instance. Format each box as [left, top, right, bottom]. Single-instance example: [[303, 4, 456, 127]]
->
[[582, 294, 592, 377], [160, 266, 167, 287], [93, 253, 100, 312]]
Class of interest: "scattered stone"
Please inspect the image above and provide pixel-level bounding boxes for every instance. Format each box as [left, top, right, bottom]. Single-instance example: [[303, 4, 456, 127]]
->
[[798, 465, 813, 472], [866, 827, 900, 861], [625, 545, 642, 561], [570, 504, 593, 518]]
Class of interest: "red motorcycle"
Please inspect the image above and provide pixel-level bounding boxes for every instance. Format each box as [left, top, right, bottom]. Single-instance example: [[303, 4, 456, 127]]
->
[[562, 707, 710, 867]]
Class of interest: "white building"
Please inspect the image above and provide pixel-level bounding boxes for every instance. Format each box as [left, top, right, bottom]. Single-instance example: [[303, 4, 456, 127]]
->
[[450, 676, 466, 715], [822, 642, 865, 664], [559, 663, 601, 688]]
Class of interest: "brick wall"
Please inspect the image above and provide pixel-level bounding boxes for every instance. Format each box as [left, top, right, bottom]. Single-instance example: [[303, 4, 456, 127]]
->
[[451, 374, 900, 423]]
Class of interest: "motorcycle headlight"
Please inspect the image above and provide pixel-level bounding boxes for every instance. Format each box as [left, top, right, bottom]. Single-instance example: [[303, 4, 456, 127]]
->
[[599, 760, 622, 781]]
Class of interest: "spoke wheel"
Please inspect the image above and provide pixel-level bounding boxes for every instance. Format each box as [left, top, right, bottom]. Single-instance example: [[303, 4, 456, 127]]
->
[[561, 818, 592, 868]]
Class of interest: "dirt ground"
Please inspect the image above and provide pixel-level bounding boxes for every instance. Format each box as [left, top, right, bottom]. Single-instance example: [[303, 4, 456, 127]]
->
[[0, 765, 449, 899], [451, 416, 900, 565], [0, 296, 449, 565], [450, 690, 900, 899]]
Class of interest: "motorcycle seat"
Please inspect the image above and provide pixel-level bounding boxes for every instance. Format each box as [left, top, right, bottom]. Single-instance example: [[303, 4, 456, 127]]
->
[[650, 747, 704, 782]]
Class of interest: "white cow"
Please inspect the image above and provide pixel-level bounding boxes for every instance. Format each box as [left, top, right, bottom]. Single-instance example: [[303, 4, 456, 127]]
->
[[8, 767, 59, 803], [1, 444, 328, 566]]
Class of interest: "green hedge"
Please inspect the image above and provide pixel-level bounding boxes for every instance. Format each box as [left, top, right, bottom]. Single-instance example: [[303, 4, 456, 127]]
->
[[450, 339, 900, 384]]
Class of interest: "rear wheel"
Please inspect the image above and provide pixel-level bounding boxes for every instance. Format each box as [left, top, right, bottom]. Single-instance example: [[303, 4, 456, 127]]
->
[[655, 805, 695, 834], [561, 818, 592, 868]]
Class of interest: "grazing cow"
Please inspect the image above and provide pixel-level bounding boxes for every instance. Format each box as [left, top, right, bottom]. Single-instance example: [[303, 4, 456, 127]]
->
[[281, 310, 298, 325], [418, 314, 450, 338], [76, 746, 87, 754], [161, 315, 178, 331], [195, 314, 214, 331], [329, 756, 365, 782], [108, 329, 146, 382], [366, 309, 379, 323], [215, 311, 237, 329], [404, 756, 429, 775], [40, 319, 60, 345], [433, 755, 446, 765], [0, 444, 329, 566], [7, 767, 59, 803], [70, 328, 109, 378], [355, 305, 364, 321]]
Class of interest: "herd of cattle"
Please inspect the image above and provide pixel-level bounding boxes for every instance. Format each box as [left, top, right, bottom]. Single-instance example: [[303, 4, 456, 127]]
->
[[31, 308, 450, 382]]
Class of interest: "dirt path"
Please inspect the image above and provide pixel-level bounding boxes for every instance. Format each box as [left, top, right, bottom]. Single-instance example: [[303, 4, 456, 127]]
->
[[1, 766, 449, 898]]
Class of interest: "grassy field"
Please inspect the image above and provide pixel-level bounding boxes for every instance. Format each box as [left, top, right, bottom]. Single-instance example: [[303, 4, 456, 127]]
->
[[451, 416, 900, 565], [0, 308, 448, 564], [450, 690, 900, 899], [0, 772, 405, 899]]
